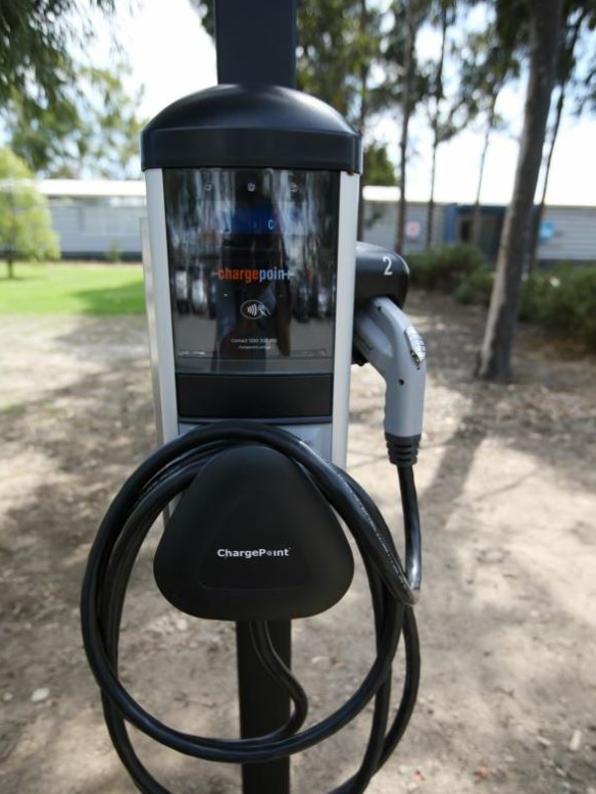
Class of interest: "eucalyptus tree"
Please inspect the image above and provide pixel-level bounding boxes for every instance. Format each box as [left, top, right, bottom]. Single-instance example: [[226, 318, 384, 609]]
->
[[575, 16, 596, 115], [297, 0, 386, 235], [364, 142, 397, 185], [459, 23, 520, 245], [527, 1, 596, 272], [0, 148, 59, 279], [191, 0, 389, 237], [0, 2, 145, 179], [424, 0, 462, 247], [0, 0, 115, 107], [5, 61, 145, 178], [378, 0, 430, 252], [477, 0, 566, 381]]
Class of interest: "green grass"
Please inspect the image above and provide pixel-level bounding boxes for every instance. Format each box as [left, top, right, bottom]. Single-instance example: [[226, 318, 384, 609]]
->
[[0, 262, 145, 315]]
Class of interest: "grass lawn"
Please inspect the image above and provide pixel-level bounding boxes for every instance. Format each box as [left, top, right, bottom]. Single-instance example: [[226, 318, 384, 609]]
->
[[0, 262, 145, 315]]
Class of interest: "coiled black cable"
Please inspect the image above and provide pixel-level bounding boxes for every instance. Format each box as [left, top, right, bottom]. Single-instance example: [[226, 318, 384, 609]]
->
[[81, 421, 421, 793]]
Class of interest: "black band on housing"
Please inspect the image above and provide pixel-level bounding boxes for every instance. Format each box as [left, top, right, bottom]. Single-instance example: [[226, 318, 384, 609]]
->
[[176, 373, 333, 421]]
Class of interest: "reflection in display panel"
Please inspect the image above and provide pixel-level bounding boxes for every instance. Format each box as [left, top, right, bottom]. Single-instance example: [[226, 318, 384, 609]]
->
[[163, 168, 340, 374]]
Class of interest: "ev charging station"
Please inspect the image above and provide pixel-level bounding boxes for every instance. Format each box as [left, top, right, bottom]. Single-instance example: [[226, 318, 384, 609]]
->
[[81, 1, 427, 792]]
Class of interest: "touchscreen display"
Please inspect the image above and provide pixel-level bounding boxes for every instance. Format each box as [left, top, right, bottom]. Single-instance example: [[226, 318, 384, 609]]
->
[[163, 168, 339, 374]]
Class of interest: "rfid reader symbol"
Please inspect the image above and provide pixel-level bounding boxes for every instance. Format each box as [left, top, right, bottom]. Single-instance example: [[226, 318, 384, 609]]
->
[[241, 300, 271, 320]]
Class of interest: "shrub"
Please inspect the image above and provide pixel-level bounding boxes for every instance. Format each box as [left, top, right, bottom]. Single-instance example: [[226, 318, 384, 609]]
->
[[519, 273, 551, 322], [0, 147, 59, 278], [406, 244, 596, 352], [106, 240, 122, 263], [406, 249, 433, 289], [454, 267, 494, 306], [537, 265, 596, 349], [408, 243, 486, 292]]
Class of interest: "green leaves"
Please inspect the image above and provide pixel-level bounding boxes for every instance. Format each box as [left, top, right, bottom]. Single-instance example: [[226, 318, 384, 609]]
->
[[0, 0, 115, 107], [363, 143, 396, 185], [0, 148, 59, 274], [4, 60, 146, 178], [1, 1, 143, 179], [297, 0, 382, 122]]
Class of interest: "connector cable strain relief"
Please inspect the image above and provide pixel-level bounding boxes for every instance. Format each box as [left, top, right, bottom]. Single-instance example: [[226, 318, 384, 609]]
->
[[385, 434, 420, 467]]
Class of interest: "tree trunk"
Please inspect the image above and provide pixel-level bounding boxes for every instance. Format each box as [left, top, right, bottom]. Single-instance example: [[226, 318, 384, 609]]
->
[[527, 9, 585, 274], [526, 84, 565, 273], [396, 5, 416, 253], [471, 91, 498, 247], [477, 0, 564, 382], [6, 188, 17, 279], [357, 0, 370, 241], [427, 139, 438, 249], [426, 6, 448, 249], [396, 104, 409, 252]]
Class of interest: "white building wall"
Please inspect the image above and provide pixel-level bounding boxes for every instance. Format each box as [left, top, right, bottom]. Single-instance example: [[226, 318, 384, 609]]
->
[[538, 207, 596, 262], [42, 182, 596, 264], [48, 203, 144, 257], [362, 201, 446, 252]]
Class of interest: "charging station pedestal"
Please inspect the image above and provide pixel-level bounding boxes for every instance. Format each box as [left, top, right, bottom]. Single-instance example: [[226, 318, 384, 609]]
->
[[82, 2, 425, 792], [141, 5, 359, 790]]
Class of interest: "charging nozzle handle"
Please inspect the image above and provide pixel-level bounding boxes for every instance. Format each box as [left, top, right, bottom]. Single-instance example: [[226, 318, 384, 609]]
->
[[354, 297, 426, 597], [354, 297, 426, 465]]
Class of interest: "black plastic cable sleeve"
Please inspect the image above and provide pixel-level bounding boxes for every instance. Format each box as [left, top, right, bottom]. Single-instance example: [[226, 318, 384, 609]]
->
[[97, 465, 314, 794], [248, 621, 308, 737], [378, 606, 420, 768], [83, 468, 401, 762], [337, 467, 421, 772], [100, 466, 327, 751], [102, 483, 397, 794], [397, 467, 422, 597]]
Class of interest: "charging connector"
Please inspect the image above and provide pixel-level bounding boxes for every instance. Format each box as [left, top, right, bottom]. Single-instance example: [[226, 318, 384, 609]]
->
[[354, 297, 426, 466], [353, 297, 425, 594]]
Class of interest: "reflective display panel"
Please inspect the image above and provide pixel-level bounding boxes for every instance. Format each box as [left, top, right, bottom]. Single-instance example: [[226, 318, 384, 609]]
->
[[163, 168, 340, 374]]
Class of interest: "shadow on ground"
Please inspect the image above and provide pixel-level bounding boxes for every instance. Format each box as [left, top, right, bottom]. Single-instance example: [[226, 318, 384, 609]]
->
[[1, 292, 595, 793], [70, 281, 145, 315]]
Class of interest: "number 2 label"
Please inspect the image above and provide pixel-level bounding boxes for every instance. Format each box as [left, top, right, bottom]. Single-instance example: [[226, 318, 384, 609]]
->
[[383, 255, 392, 276]]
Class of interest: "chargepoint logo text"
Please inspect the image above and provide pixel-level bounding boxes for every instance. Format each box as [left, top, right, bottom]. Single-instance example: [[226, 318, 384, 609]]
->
[[217, 267, 290, 285], [217, 548, 291, 560]]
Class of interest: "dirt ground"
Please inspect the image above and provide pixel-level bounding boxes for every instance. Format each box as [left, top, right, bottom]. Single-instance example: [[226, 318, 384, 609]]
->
[[1, 291, 595, 794]]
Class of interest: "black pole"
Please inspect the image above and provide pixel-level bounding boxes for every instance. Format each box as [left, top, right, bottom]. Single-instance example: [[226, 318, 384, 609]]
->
[[215, 3, 296, 791], [236, 621, 292, 794], [214, 0, 297, 88]]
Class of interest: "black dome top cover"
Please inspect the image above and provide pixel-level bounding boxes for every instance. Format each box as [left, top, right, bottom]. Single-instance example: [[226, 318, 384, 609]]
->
[[141, 84, 361, 173]]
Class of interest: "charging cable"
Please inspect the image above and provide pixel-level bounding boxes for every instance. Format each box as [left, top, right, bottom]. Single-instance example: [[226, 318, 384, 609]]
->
[[81, 421, 421, 794]]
